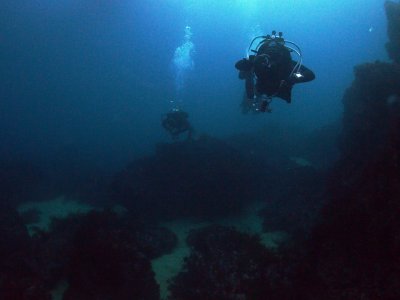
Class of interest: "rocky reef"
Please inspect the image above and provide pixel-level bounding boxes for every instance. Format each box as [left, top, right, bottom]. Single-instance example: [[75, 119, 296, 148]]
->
[[168, 225, 287, 300], [1, 208, 177, 299], [111, 135, 268, 221], [299, 1, 400, 298], [1, 2, 399, 299]]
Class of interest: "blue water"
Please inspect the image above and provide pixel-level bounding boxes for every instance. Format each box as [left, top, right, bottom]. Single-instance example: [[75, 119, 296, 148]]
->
[[0, 0, 388, 168]]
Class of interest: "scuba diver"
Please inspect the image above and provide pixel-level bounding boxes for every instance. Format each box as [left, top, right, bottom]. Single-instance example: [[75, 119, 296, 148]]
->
[[162, 108, 194, 139], [235, 30, 315, 113]]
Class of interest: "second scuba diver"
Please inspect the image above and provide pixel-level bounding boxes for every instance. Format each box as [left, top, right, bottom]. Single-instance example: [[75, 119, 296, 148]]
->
[[162, 108, 194, 140]]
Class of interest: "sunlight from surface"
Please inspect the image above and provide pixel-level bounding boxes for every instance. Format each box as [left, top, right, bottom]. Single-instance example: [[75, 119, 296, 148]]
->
[[166, 0, 373, 19]]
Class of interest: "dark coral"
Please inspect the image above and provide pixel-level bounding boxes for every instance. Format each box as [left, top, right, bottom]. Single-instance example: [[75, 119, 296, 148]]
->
[[168, 225, 287, 300], [111, 136, 267, 220], [386, 1, 400, 63]]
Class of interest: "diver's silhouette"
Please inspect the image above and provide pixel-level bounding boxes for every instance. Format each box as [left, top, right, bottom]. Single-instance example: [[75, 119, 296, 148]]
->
[[235, 31, 315, 113], [162, 109, 193, 139]]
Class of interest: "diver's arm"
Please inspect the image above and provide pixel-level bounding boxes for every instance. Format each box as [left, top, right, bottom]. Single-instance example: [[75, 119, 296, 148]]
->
[[236, 56, 256, 99]]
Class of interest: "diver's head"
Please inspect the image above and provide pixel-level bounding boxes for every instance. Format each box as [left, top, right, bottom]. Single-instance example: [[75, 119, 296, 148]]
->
[[254, 37, 292, 78], [249, 30, 286, 56]]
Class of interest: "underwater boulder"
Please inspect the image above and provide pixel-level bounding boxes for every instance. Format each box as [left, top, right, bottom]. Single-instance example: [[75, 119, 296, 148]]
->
[[111, 136, 265, 220]]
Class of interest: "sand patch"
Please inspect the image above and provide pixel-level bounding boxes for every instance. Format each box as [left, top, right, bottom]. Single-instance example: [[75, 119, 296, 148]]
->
[[17, 195, 95, 234]]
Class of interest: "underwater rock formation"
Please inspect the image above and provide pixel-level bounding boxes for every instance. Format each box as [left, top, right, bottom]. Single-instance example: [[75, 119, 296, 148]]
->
[[340, 61, 400, 165], [168, 225, 286, 300], [385, 1, 400, 63], [111, 136, 267, 220], [300, 3, 400, 298]]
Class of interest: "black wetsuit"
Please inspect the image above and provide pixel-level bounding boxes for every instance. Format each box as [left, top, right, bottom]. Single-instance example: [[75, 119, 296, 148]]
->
[[235, 43, 315, 103], [162, 111, 193, 139]]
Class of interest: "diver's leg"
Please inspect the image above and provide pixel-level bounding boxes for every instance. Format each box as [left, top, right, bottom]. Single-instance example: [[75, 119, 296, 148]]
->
[[259, 95, 272, 113]]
